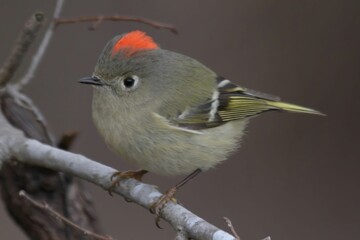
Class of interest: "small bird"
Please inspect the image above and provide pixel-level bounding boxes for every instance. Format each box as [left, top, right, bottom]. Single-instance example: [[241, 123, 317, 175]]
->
[[80, 30, 322, 219]]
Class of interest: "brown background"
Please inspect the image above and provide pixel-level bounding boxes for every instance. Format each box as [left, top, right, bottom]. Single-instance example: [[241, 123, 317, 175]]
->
[[0, 0, 359, 239]]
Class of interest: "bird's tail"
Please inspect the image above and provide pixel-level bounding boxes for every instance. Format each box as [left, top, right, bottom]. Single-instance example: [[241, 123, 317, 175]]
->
[[265, 100, 325, 115]]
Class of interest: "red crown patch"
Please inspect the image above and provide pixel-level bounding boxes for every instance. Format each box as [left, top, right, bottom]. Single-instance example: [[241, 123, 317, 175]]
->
[[111, 30, 159, 57]]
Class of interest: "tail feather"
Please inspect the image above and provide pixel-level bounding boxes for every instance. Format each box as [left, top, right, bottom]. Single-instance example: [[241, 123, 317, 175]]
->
[[266, 101, 325, 116]]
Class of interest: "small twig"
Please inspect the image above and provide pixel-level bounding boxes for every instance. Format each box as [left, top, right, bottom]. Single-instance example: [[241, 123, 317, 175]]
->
[[15, 0, 65, 90], [89, 16, 104, 30], [19, 190, 115, 240], [54, 15, 178, 34], [57, 131, 78, 150], [224, 217, 241, 240], [0, 12, 44, 89]]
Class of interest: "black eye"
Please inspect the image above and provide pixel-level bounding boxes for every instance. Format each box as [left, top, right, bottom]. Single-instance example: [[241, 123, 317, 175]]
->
[[121, 75, 140, 91], [123, 77, 135, 88]]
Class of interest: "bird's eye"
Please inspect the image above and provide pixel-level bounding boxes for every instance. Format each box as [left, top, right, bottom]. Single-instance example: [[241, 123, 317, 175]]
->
[[121, 75, 140, 91], [123, 77, 135, 87]]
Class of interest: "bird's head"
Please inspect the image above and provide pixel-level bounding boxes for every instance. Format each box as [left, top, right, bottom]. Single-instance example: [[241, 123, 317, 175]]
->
[[80, 30, 215, 111]]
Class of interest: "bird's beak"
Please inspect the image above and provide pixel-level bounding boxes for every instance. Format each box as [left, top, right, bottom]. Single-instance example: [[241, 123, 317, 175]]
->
[[78, 76, 104, 86]]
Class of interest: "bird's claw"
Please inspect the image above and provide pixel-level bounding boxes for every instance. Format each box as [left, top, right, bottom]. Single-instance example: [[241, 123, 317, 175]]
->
[[150, 187, 178, 228], [108, 169, 148, 196]]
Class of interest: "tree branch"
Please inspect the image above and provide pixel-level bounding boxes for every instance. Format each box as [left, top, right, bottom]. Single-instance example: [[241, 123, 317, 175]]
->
[[19, 190, 114, 240], [0, 12, 44, 89], [0, 108, 236, 239], [54, 15, 178, 34], [0, 90, 103, 239], [13, 139, 236, 240], [15, 0, 65, 90]]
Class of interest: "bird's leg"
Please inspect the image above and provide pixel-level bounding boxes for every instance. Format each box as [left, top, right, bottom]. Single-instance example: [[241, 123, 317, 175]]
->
[[108, 169, 148, 195], [150, 168, 202, 228]]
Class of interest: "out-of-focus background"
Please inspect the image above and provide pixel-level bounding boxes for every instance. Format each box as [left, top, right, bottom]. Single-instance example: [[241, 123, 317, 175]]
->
[[0, 1, 359, 239]]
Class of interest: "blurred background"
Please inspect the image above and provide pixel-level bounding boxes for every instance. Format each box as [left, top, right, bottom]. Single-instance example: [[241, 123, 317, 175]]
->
[[0, 0, 359, 239]]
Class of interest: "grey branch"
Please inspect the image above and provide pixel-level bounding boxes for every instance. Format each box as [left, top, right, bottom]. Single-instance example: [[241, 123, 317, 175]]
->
[[15, 0, 65, 90], [17, 142, 235, 240], [0, 13, 44, 89], [0, 110, 236, 240]]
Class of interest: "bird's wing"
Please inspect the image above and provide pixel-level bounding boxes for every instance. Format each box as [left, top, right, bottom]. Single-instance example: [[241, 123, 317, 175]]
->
[[174, 76, 321, 129]]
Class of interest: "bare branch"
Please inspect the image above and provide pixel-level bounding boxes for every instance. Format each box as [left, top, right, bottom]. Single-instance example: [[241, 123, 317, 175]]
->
[[54, 15, 178, 34], [0, 94, 270, 240], [19, 190, 115, 240], [1, 87, 104, 239], [224, 217, 241, 240], [6, 137, 236, 240], [15, 0, 65, 90], [0, 13, 44, 89]]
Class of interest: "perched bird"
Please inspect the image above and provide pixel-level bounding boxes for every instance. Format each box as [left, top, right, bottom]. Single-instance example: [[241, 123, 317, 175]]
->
[[80, 30, 322, 218]]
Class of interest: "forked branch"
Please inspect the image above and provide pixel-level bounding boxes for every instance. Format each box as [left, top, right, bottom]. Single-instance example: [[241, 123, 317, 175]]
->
[[0, 13, 44, 88]]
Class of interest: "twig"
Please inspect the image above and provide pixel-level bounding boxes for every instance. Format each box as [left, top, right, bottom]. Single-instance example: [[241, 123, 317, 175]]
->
[[0, 12, 44, 89], [54, 15, 178, 34], [19, 190, 115, 240], [15, 0, 65, 90], [224, 217, 241, 240], [57, 131, 78, 150]]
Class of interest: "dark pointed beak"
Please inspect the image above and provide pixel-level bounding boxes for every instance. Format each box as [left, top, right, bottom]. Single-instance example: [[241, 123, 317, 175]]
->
[[78, 76, 104, 86]]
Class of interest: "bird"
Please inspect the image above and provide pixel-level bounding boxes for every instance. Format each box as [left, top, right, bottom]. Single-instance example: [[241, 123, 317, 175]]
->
[[79, 30, 322, 222]]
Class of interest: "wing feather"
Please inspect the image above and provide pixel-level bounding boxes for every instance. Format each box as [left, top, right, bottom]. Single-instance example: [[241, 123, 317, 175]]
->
[[174, 76, 321, 129]]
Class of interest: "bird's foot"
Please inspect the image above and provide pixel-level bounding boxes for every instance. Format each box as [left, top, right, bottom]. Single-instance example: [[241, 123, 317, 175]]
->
[[108, 169, 148, 196], [150, 187, 178, 228]]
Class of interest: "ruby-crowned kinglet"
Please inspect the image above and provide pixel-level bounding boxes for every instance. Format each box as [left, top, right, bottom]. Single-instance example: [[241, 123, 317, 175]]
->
[[80, 31, 322, 211]]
